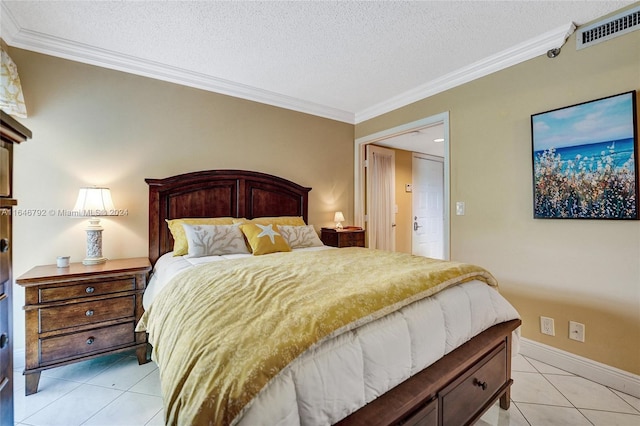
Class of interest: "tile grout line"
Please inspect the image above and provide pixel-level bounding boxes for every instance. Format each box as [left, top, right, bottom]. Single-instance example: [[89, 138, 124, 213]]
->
[[523, 355, 640, 417], [16, 379, 84, 425], [78, 390, 129, 426], [605, 387, 640, 415], [509, 401, 532, 426], [78, 357, 162, 425], [143, 407, 165, 426]]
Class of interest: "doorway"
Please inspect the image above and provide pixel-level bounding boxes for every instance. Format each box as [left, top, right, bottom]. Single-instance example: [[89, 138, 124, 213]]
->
[[354, 112, 450, 260]]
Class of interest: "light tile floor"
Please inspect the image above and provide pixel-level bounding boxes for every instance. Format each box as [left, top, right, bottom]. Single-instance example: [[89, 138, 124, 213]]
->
[[13, 351, 640, 425]]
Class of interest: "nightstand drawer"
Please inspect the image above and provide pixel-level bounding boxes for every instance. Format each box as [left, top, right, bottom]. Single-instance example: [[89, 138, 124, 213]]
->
[[340, 232, 364, 247], [39, 278, 135, 303], [40, 322, 135, 365], [39, 296, 135, 333]]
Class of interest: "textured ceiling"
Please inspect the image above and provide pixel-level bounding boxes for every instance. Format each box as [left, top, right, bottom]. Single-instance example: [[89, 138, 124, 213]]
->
[[0, 1, 634, 124]]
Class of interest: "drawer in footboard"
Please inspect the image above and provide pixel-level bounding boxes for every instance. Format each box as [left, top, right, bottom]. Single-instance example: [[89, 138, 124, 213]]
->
[[401, 398, 437, 426], [439, 341, 507, 425]]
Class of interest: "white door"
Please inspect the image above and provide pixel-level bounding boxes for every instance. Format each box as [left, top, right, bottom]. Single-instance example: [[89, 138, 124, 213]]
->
[[412, 154, 444, 259], [366, 145, 396, 251]]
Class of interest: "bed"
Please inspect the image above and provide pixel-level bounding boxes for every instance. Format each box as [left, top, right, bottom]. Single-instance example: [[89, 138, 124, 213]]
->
[[139, 169, 521, 426]]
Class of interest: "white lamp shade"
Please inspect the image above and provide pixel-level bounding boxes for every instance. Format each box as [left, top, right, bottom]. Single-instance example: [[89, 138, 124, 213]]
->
[[334, 211, 345, 223], [73, 187, 115, 216]]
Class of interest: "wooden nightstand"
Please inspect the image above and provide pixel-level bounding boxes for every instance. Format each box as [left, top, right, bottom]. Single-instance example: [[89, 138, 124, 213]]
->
[[321, 228, 365, 248], [16, 257, 151, 395]]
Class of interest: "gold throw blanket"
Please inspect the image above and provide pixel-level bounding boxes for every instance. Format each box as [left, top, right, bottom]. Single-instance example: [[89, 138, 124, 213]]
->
[[136, 248, 498, 425]]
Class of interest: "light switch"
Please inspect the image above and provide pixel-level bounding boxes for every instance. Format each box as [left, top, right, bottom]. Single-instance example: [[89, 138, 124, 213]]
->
[[456, 202, 465, 216]]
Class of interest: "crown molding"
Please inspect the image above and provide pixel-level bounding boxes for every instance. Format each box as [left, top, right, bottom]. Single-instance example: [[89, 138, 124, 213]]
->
[[0, 3, 354, 124], [0, 2, 20, 42], [2, 1, 577, 127], [355, 22, 577, 124]]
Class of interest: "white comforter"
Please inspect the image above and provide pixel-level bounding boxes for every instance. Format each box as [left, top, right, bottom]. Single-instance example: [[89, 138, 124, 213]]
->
[[144, 248, 520, 425]]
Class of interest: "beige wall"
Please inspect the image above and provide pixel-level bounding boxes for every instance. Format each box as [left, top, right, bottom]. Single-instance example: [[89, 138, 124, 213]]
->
[[394, 149, 412, 253], [8, 48, 354, 354], [356, 30, 640, 374]]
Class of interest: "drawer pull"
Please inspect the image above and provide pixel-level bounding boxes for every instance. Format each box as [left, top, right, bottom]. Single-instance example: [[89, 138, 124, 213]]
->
[[85, 310, 94, 317], [473, 378, 488, 390], [85, 286, 95, 294], [0, 333, 8, 349], [86, 337, 95, 345]]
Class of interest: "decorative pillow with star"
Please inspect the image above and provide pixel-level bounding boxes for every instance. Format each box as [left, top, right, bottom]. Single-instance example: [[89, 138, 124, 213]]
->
[[240, 223, 291, 255]]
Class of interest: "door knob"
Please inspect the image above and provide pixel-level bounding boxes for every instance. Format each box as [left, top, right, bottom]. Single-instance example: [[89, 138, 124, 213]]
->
[[0, 238, 9, 253], [413, 222, 422, 231]]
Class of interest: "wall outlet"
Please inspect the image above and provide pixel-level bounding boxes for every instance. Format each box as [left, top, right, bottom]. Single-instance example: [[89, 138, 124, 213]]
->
[[569, 321, 585, 342], [540, 316, 555, 336]]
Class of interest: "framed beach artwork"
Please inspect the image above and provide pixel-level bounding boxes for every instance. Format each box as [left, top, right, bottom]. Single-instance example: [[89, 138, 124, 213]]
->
[[531, 91, 638, 220]]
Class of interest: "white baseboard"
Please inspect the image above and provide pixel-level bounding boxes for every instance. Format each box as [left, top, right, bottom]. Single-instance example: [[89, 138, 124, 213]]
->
[[519, 337, 640, 399]]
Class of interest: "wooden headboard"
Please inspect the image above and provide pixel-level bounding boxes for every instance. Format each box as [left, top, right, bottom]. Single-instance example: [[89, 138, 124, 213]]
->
[[146, 170, 311, 264]]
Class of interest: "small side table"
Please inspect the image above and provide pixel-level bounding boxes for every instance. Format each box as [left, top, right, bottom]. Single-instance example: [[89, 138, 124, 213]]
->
[[16, 257, 151, 395], [320, 228, 366, 248]]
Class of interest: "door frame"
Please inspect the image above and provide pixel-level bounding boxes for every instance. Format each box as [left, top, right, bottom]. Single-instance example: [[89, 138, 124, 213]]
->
[[354, 112, 450, 259]]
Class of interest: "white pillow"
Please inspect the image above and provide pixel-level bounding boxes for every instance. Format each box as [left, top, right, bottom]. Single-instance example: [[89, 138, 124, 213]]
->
[[278, 225, 324, 249], [182, 224, 249, 257]]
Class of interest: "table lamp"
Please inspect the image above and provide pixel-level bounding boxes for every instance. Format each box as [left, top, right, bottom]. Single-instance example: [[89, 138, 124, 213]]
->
[[334, 211, 345, 230], [73, 187, 115, 265]]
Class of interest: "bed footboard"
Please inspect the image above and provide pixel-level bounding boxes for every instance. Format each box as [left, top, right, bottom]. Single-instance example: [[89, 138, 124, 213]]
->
[[336, 319, 521, 426]]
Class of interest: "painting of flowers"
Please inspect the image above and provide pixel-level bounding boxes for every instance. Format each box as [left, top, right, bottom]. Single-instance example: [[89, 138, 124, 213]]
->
[[531, 91, 638, 219]]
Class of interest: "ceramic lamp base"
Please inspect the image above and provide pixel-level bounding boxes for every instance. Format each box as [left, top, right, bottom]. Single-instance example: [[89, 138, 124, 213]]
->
[[84, 220, 107, 265]]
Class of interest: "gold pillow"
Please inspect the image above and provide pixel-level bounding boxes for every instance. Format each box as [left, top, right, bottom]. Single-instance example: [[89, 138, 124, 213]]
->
[[240, 223, 291, 255], [166, 217, 235, 256], [233, 216, 306, 226]]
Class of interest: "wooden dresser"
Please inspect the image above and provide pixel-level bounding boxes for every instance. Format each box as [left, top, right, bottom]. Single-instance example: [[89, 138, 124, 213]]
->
[[0, 111, 31, 425], [16, 257, 151, 395], [320, 227, 365, 248]]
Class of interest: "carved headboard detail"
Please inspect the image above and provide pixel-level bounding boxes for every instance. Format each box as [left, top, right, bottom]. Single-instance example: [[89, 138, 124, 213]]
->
[[146, 170, 311, 264]]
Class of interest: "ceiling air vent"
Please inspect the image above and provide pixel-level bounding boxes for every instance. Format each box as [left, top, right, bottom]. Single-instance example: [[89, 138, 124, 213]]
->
[[577, 5, 640, 49]]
